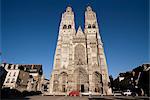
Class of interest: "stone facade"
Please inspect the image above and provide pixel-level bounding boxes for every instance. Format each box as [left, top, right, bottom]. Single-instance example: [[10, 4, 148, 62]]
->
[[49, 6, 112, 95]]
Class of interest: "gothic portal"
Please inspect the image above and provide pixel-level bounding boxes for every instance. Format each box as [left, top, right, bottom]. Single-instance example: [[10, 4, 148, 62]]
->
[[49, 6, 112, 95]]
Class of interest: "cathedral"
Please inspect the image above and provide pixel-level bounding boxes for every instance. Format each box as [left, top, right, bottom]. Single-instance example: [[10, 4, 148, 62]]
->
[[49, 6, 112, 95]]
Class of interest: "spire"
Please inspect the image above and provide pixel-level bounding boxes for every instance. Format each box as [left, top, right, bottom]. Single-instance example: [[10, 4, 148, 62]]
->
[[76, 26, 85, 37], [66, 6, 72, 12], [86, 6, 92, 12]]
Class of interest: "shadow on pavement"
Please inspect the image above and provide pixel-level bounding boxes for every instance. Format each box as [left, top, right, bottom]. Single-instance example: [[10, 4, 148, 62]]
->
[[1, 97, 30, 100]]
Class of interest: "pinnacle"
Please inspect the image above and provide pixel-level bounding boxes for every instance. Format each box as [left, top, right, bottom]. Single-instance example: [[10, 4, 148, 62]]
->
[[78, 26, 82, 32], [86, 6, 92, 11], [66, 6, 72, 12], [76, 26, 84, 37]]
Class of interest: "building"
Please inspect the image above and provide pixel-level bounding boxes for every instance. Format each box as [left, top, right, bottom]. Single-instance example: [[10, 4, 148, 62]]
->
[[40, 75, 49, 95], [1, 63, 43, 92], [0, 66, 7, 89], [113, 63, 150, 96], [2, 63, 30, 92], [49, 6, 112, 95], [133, 63, 150, 96], [21, 64, 43, 91]]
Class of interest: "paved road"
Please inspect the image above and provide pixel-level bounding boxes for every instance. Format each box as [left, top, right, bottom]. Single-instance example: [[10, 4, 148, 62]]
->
[[29, 96, 150, 100], [28, 96, 88, 100], [2, 95, 150, 100], [89, 96, 150, 100]]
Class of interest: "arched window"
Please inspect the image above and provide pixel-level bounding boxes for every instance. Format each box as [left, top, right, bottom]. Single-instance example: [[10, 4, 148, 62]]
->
[[93, 71, 102, 93], [53, 80, 59, 92], [63, 25, 67, 29], [74, 44, 86, 65], [59, 72, 68, 92], [88, 24, 91, 28], [92, 24, 96, 28], [68, 25, 71, 29], [73, 67, 89, 92]]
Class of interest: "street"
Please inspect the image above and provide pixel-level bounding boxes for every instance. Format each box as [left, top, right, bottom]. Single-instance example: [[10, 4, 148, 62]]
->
[[2, 95, 149, 100]]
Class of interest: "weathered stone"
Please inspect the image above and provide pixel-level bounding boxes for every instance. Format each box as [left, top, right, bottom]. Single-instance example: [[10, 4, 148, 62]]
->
[[49, 6, 112, 95]]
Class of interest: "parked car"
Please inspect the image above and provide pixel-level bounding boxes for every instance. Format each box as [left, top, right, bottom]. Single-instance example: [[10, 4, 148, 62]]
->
[[113, 91, 122, 96], [81, 91, 92, 96], [122, 90, 132, 96], [69, 91, 80, 96]]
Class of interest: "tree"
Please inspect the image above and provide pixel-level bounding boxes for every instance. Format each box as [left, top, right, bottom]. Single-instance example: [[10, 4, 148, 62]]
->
[[109, 75, 114, 91]]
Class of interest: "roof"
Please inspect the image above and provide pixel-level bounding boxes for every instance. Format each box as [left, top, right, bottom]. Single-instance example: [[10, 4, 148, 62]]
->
[[75, 26, 85, 37], [20, 64, 42, 73]]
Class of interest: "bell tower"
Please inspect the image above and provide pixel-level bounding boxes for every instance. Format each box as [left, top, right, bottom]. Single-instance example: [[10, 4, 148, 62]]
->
[[54, 6, 75, 70], [84, 6, 100, 65], [84, 6, 111, 95]]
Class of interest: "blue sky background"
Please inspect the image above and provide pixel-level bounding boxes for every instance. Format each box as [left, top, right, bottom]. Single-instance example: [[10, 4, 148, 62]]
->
[[1, 0, 149, 79]]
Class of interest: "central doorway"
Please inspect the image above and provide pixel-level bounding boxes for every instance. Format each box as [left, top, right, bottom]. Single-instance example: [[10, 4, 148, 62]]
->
[[81, 84, 84, 92], [74, 67, 89, 93]]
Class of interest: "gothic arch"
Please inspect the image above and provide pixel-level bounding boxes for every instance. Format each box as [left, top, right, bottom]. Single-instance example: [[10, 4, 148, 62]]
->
[[93, 71, 103, 93], [88, 24, 91, 28], [68, 25, 72, 29], [58, 72, 68, 92], [74, 44, 86, 65], [73, 67, 89, 92], [92, 24, 96, 28], [53, 80, 59, 92], [63, 25, 67, 29]]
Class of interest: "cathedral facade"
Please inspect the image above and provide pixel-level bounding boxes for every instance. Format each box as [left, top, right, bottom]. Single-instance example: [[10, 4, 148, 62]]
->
[[49, 6, 112, 95]]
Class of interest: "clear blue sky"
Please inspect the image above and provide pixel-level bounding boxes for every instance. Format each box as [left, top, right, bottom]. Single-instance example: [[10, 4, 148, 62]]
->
[[1, 0, 149, 79]]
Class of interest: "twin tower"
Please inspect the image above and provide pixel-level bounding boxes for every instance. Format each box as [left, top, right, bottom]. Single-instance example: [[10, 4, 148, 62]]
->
[[49, 6, 112, 95]]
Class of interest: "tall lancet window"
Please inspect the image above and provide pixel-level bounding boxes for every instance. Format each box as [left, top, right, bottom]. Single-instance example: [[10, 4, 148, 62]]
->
[[88, 24, 91, 28], [68, 25, 72, 29], [92, 24, 96, 28], [74, 44, 85, 65], [63, 25, 67, 29]]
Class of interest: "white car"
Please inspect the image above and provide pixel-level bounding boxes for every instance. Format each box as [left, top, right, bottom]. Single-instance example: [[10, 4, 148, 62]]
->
[[123, 90, 132, 96], [113, 91, 122, 96], [81, 91, 92, 96]]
